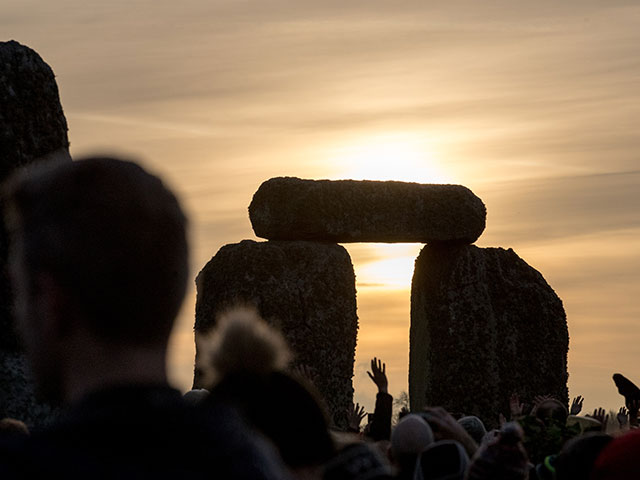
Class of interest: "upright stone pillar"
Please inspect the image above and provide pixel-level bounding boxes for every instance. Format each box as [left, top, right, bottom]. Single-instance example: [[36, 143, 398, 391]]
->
[[194, 240, 358, 428], [410, 245, 569, 425], [0, 40, 70, 426]]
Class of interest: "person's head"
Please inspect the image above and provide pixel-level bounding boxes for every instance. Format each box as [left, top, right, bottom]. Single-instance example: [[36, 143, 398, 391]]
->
[[415, 440, 469, 480], [457, 416, 487, 446], [554, 432, 612, 479], [589, 429, 640, 479], [2, 156, 189, 402], [390, 414, 434, 477], [324, 442, 393, 480], [204, 307, 334, 471], [534, 399, 568, 426], [466, 422, 529, 480]]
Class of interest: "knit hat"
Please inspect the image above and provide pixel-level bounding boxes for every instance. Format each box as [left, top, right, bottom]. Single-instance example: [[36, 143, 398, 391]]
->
[[323, 442, 394, 480], [554, 432, 612, 479], [392, 414, 435, 457], [590, 429, 640, 479], [413, 440, 469, 480], [466, 422, 529, 480], [457, 416, 487, 445]]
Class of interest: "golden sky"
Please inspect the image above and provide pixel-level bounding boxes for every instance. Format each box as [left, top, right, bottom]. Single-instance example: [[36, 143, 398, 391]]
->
[[4, 0, 639, 416]]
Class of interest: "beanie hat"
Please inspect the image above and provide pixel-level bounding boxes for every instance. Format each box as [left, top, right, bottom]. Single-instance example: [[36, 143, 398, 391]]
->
[[324, 442, 394, 480], [392, 414, 435, 457], [414, 440, 469, 480], [466, 422, 529, 480], [457, 416, 487, 445]]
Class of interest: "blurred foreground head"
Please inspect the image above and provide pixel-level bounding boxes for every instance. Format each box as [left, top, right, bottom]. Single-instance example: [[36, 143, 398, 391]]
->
[[590, 429, 640, 480], [202, 307, 334, 471], [389, 414, 434, 479], [466, 422, 529, 480], [2, 156, 189, 403]]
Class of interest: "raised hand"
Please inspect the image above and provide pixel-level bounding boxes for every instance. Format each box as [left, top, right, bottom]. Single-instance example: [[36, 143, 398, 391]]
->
[[509, 393, 524, 420], [628, 398, 640, 427], [617, 407, 629, 429], [531, 395, 556, 415], [588, 407, 609, 431], [498, 413, 507, 427], [292, 364, 319, 385], [367, 357, 388, 394], [570, 395, 584, 415], [347, 402, 367, 433]]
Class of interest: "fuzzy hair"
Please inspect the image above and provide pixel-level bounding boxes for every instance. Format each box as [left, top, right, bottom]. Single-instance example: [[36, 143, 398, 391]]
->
[[197, 307, 292, 387]]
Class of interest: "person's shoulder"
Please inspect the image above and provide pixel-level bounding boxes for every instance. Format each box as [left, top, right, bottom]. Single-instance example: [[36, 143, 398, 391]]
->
[[186, 400, 293, 479], [2, 386, 290, 479]]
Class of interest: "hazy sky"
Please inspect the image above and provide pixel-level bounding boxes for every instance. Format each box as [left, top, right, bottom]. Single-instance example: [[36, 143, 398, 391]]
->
[[3, 0, 639, 415]]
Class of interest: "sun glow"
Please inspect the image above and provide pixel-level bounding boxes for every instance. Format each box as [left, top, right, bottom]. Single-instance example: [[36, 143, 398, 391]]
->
[[350, 244, 424, 290], [326, 132, 452, 184]]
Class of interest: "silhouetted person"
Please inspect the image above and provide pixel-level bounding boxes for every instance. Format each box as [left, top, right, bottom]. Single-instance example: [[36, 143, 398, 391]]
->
[[554, 432, 612, 479], [466, 422, 528, 480], [201, 307, 334, 480], [366, 357, 393, 442], [389, 414, 434, 480], [0, 157, 289, 479]]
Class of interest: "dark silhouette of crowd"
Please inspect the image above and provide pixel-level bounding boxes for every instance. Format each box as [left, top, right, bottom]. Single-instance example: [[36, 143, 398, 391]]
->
[[1, 155, 639, 479]]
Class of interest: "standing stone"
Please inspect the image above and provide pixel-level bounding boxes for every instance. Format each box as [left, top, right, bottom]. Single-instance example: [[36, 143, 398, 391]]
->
[[410, 245, 568, 426], [194, 240, 358, 429], [1, 40, 69, 426], [0, 40, 70, 183], [249, 177, 486, 244]]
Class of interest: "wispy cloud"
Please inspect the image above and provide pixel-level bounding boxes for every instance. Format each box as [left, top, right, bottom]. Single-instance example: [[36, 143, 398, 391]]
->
[[3, 0, 639, 409]]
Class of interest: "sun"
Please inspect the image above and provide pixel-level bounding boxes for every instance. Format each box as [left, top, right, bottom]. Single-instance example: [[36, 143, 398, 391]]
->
[[324, 131, 452, 184], [355, 244, 423, 289], [318, 132, 453, 290]]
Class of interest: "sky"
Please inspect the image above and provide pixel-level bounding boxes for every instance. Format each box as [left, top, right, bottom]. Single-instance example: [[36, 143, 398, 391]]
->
[[3, 0, 639, 416]]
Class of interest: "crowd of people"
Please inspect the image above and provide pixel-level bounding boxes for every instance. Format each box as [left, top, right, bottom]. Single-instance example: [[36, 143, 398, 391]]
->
[[0, 156, 639, 479]]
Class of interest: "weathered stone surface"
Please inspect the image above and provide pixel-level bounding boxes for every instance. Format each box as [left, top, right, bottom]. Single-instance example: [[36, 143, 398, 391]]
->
[[0, 40, 70, 183], [1, 40, 68, 425], [249, 177, 486, 244], [410, 245, 568, 426], [0, 351, 56, 428], [194, 240, 358, 429]]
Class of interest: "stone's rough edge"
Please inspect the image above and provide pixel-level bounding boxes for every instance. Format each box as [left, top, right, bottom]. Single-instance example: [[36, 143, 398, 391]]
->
[[0, 40, 70, 181], [248, 176, 486, 244], [0, 351, 58, 428], [193, 239, 358, 429], [1, 39, 71, 352], [0, 40, 70, 427], [410, 244, 569, 427]]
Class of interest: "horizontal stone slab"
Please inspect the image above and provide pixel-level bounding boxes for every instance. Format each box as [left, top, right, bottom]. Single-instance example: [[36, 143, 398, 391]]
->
[[249, 177, 486, 244]]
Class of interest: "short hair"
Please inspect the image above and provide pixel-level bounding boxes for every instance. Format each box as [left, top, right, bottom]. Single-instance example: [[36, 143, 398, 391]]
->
[[2, 156, 189, 346]]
